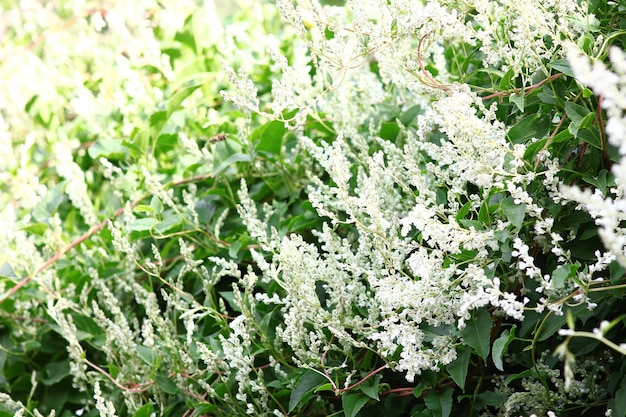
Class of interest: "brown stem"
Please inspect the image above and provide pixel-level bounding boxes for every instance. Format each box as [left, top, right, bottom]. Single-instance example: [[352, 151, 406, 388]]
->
[[0, 206, 126, 304], [85, 358, 152, 393], [596, 94, 611, 168], [482, 73, 563, 101], [0, 173, 214, 304]]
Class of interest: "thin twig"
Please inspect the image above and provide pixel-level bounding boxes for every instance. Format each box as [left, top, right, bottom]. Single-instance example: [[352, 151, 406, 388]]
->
[[0, 206, 126, 304], [0, 173, 213, 304], [482, 73, 563, 101]]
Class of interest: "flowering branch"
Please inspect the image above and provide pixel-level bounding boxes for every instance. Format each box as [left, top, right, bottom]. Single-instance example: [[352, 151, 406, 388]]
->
[[321, 349, 389, 394], [0, 173, 213, 304], [482, 73, 563, 101]]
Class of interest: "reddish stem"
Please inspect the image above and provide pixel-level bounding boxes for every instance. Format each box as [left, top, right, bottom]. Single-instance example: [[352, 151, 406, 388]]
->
[[482, 73, 563, 101], [320, 350, 388, 394], [0, 173, 213, 304]]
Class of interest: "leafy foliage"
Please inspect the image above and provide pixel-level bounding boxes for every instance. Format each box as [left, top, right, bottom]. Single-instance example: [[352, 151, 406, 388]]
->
[[1, 0, 626, 417]]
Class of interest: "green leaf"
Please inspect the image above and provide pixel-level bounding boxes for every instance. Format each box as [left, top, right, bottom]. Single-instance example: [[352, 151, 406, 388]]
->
[[552, 264, 579, 289], [499, 197, 525, 229], [424, 386, 453, 417], [289, 370, 327, 413], [218, 291, 241, 313], [536, 304, 588, 342], [359, 374, 381, 400], [400, 105, 422, 127], [477, 390, 508, 407], [0, 262, 18, 280], [136, 345, 160, 367], [213, 140, 251, 176], [478, 199, 491, 226], [548, 59, 575, 77], [155, 133, 178, 155], [538, 87, 557, 104], [461, 309, 492, 361], [610, 261, 626, 284], [41, 361, 70, 385], [128, 218, 159, 232], [578, 127, 602, 149], [33, 182, 66, 223], [133, 403, 155, 417], [446, 347, 471, 391], [413, 383, 429, 399], [133, 205, 154, 215], [492, 327, 516, 371], [19, 222, 49, 236], [126, 127, 150, 159], [565, 101, 591, 137], [506, 114, 551, 144], [614, 382, 626, 417], [88, 139, 128, 160], [509, 92, 525, 112], [154, 213, 183, 234], [166, 82, 203, 119], [150, 195, 164, 215], [498, 68, 515, 90], [213, 152, 252, 176], [253, 120, 287, 155], [565, 101, 591, 122], [342, 393, 369, 417], [379, 121, 400, 141], [228, 239, 243, 258], [155, 374, 179, 394], [314, 383, 334, 393]]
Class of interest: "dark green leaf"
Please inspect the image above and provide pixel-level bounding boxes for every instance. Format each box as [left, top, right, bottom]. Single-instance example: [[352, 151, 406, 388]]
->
[[614, 383, 626, 417], [359, 374, 381, 400], [253, 120, 287, 155], [155, 374, 179, 394], [41, 361, 70, 385], [498, 68, 515, 90], [136, 345, 160, 367], [492, 327, 516, 371], [446, 347, 471, 391], [578, 128, 602, 148], [506, 114, 551, 144], [424, 386, 453, 417], [549, 59, 575, 77], [379, 121, 400, 141], [565, 102, 591, 137], [499, 197, 525, 229], [552, 264, 578, 289], [477, 390, 508, 407], [342, 393, 369, 417], [536, 304, 588, 342], [461, 309, 492, 361], [610, 261, 626, 284], [289, 370, 327, 413], [400, 105, 422, 127], [133, 403, 155, 417]]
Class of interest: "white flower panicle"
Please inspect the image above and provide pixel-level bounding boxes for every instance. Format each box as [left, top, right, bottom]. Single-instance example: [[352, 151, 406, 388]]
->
[[562, 45, 626, 267]]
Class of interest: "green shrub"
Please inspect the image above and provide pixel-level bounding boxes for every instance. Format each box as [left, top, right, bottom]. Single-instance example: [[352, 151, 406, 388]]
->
[[1, 0, 626, 416]]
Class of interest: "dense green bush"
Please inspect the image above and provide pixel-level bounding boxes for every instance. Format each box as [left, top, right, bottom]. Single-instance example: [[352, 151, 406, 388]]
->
[[1, 0, 626, 416]]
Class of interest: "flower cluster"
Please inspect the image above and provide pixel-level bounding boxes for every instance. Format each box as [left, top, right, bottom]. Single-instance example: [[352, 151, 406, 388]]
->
[[1, 0, 625, 416]]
